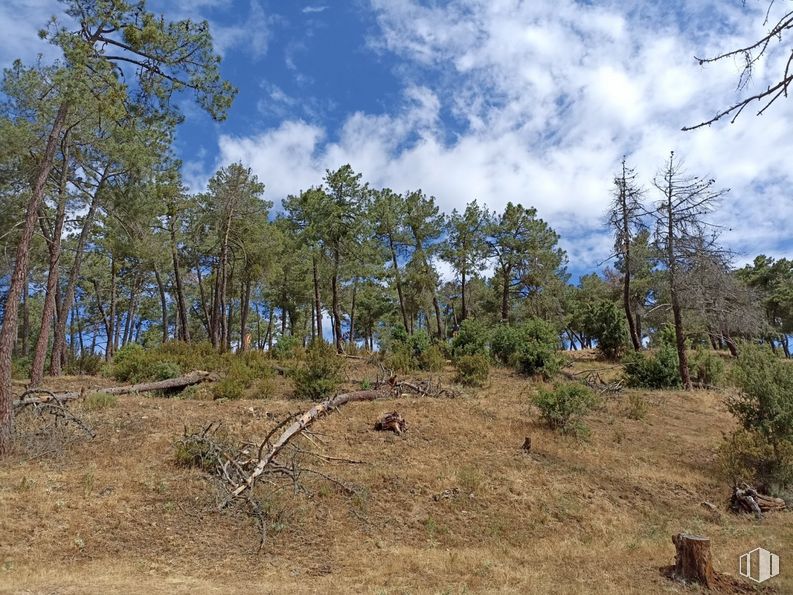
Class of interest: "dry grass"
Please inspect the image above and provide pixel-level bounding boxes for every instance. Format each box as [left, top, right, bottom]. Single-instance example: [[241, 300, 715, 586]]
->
[[1, 352, 789, 594]]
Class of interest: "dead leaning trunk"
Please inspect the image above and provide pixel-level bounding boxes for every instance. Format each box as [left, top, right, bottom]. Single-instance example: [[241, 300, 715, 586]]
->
[[671, 533, 716, 589], [0, 102, 70, 455]]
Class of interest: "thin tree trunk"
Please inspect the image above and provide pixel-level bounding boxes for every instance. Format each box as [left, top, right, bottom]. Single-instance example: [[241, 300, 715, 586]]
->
[[331, 247, 343, 353], [169, 222, 189, 341], [108, 254, 117, 359], [665, 169, 691, 390], [265, 304, 274, 351], [500, 270, 511, 323], [460, 268, 467, 322], [432, 295, 443, 339], [239, 278, 251, 352], [76, 302, 84, 357], [196, 264, 211, 337], [154, 267, 169, 344], [389, 238, 410, 333], [312, 253, 323, 341], [619, 161, 641, 351], [348, 277, 358, 349], [51, 167, 106, 376], [92, 280, 111, 359], [31, 144, 70, 385]]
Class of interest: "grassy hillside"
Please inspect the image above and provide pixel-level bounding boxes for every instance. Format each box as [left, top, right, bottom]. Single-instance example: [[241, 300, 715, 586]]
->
[[1, 351, 789, 594]]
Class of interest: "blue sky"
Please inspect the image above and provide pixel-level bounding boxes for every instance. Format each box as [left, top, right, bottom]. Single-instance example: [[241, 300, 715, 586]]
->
[[1, 0, 792, 280]]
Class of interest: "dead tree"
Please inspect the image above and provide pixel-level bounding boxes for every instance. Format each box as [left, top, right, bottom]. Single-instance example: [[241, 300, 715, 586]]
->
[[650, 152, 729, 389], [685, 2, 793, 130], [608, 157, 645, 351], [12, 370, 216, 407]]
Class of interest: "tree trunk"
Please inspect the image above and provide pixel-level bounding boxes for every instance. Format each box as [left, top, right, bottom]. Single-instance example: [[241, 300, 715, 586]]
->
[[724, 334, 738, 358], [666, 173, 691, 390], [266, 304, 274, 351], [312, 253, 323, 341], [671, 533, 715, 589], [331, 247, 343, 353], [107, 253, 117, 359], [51, 170, 105, 376], [0, 102, 69, 454], [500, 270, 511, 323], [196, 264, 211, 337], [170, 222, 190, 341], [154, 267, 169, 344], [620, 161, 642, 352], [31, 152, 69, 386], [460, 268, 467, 322], [20, 277, 29, 357], [389, 238, 410, 333], [239, 278, 251, 352], [349, 277, 358, 349], [432, 295, 443, 339]]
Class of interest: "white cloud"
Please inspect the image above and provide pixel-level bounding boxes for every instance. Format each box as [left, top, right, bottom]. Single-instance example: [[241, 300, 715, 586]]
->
[[302, 5, 328, 14], [245, 0, 785, 268]]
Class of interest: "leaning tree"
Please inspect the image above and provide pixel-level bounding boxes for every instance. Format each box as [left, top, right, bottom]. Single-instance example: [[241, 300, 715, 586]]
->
[[0, 0, 236, 455]]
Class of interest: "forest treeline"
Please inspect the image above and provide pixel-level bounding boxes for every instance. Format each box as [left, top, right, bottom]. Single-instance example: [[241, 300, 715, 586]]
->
[[1, 1, 793, 457]]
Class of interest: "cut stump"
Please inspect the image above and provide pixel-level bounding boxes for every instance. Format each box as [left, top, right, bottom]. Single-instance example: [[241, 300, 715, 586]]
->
[[672, 533, 715, 588], [375, 411, 407, 435]]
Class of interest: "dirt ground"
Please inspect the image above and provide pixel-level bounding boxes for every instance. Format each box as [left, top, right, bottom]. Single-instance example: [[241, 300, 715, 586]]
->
[[1, 352, 789, 594]]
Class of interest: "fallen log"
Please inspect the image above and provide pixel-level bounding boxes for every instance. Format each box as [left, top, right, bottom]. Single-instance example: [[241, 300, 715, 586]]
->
[[225, 388, 390, 503], [13, 370, 216, 407], [730, 484, 786, 518]]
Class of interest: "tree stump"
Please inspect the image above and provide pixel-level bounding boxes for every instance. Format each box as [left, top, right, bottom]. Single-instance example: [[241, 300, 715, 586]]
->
[[375, 412, 407, 435], [672, 533, 715, 588]]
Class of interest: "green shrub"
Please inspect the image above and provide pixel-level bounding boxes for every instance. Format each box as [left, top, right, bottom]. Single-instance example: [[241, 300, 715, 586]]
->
[[65, 353, 103, 376], [419, 344, 446, 372], [455, 354, 490, 387], [514, 340, 563, 379], [385, 329, 446, 372], [492, 319, 562, 379], [82, 392, 118, 411], [652, 324, 677, 348], [384, 344, 414, 373], [689, 348, 724, 386], [587, 301, 629, 360], [622, 345, 680, 389], [151, 361, 181, 381], [109, 343, 150, 383], [533, 383, 599, 436], [490, 325, 523, 365], [728, 343, 793, 451], [11, 357, 31, 380], [451, 319, 491, 358], [293, 340, 343, 400], [271, 334, 300, 360], [718, 429, 793, 496]]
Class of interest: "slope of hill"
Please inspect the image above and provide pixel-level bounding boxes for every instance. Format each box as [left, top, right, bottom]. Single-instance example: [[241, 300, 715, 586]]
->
[[1, 352, 789, 593]]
